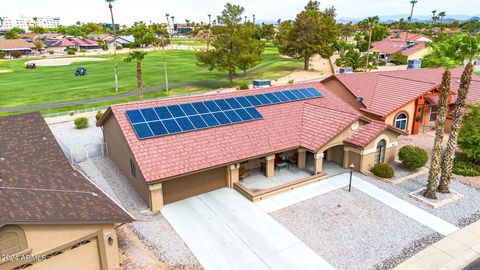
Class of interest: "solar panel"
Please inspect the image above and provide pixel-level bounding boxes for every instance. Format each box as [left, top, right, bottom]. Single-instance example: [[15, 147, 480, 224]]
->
[[126, 87, 322, 140], [126, 110, 145, 124], [133, 123, 153, 139], [154, 106, 173, 120]]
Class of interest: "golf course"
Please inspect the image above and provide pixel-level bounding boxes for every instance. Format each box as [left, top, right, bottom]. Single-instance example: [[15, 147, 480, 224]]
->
[[0, 46, 302, 114]]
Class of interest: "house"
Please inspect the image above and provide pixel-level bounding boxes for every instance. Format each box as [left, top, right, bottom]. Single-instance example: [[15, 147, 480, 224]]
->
[[97, 82, 404, 211], [371, 32, 432, 62], [322, 67, 480, 135], [88, 34, 134, 48], [0, 113, 133, 269], [44, 37, 99, 52], [0, 39, 36, 56]]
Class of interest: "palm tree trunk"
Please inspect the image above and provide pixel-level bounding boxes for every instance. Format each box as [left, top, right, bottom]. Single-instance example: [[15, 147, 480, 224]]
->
[[365, 28, 373, 71], [109, 4, 119, 92], [438, 62, 474, 193], [425, 69, 451, 199], [137, 62, 144, 101]]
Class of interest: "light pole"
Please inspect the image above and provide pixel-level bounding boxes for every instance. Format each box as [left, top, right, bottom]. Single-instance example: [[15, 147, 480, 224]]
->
[[348, 163, 355, 192]]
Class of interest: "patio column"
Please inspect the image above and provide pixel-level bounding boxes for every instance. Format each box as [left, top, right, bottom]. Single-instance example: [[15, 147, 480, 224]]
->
[[265, 154, 275, 178], [313, 152, 324, 175], [297, 149, 306, 169], [226, 163, 240, 188], [149, 182, 164, 213]]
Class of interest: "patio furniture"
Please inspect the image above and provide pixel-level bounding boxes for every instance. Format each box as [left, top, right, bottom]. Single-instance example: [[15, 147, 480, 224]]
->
[[286, 153, 298, 167], [239, 167, 249, 180], [275, 162, 289, 171]]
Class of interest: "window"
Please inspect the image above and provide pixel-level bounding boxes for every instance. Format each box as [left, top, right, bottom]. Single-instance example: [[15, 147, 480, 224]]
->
[[429, 107, 438, 122], [375, 139, 387, 164], [395, 112, 408, 130], [130, 159, 137, 178], [0, 226, 28, 257]]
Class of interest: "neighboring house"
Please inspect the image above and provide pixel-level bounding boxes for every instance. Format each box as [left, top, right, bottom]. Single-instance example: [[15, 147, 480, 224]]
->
[[88, 34, 134, 48], [371, 32, 432, 62], [0, 39, 36, 56], [97, 82, 404, 211], [322, 67, 480, 135], [44, 37, 99, 52], [0, 113, 133, 269]]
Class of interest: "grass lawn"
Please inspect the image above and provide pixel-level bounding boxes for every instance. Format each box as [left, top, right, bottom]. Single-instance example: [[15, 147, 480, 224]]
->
[[171, 37, 207, 47], [475, 70, 480, 76], [0, 46, 301, 110]]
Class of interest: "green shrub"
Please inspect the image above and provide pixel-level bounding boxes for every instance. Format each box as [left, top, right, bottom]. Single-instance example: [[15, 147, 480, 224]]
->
[[74, 117, 89, 129], [79, 48, 86, 53], [95, 111, 104, 121], [48, 50, 54, 55], [69, 111, 75, 116], [116, 46, 123, 50], [458, 105, 480, 163], [288, 79, 294, 84], [398, 145, 429, 170], [239, 84, 249, 90], [453, 155, 480, 177], [372, 163, 395, 178], [66, 48, 76, 55], [390, 53, 408, 65], [0, 51, 5, 58]]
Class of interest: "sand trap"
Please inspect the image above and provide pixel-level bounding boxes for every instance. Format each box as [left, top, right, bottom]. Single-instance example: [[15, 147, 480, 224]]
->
[[26, 57, 107, 67], [0, 70, 11, 73]]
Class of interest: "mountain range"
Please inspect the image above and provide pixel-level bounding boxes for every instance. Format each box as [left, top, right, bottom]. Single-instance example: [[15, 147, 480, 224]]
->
[[337, 14, 480, 23]]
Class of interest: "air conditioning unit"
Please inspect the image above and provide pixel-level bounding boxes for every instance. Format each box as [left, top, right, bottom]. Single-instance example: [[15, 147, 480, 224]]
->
[[408, 59, 422, 69], [339, 67, 353, 74]]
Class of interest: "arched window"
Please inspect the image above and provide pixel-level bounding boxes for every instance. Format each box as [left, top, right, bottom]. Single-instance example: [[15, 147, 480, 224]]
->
[[0, 226, 28, 256], [395, 112, 408, 130], [375, 139, 387, 164]]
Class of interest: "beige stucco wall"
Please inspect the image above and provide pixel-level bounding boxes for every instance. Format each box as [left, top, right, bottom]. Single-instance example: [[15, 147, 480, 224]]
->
[[102, 116, 151, 206], [1, 224, 119, 270], [384, 100, 416, 134], [407, 47, 432, 61], [361, 129, 400, 171]]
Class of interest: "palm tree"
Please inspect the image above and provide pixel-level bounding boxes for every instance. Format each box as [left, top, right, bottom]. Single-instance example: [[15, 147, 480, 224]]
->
[[124, 50, 148, 101], [208, 14, 212, 26], [165, 14, 171, 36], [32, 17, 38, 27], [171, 16, 176, 37], [425, 69, 452, 199], [405, 0, 418, 43], [438, 11, 446, 24], [252, 14, 256, 25], [106, 0, 119, 93], [438, 35, 480, 193], [363, 16, 379, 71], [336, 49, 363, 71], [431, 10, 437, 25]]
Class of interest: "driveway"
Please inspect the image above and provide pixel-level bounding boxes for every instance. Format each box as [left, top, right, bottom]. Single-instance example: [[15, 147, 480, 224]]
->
[[161, 188, 334, 270]]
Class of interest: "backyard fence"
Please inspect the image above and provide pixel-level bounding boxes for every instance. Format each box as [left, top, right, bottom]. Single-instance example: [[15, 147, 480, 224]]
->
[[58, 140, 107, 164]]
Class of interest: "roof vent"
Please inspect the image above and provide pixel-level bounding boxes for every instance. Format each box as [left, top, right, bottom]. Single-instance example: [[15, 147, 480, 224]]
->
[[406, 41, 415, 48], [356, 97, 364, 103]]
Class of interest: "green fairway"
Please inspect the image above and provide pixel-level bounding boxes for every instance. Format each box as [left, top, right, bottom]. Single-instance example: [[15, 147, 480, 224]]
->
[[475, 70, 480, 76], [0, 46, 301, 109]]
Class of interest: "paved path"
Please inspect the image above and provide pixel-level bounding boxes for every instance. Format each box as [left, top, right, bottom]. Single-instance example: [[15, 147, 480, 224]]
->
[[394, 220, 480, 270], [0, 61, 284, 113], [161, 188, 335, 270], [256, 173, 459, 236]]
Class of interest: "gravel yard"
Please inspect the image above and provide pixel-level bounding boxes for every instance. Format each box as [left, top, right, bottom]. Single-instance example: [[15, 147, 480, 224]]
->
[[271, 188, 437, 270], [356, 172, 480, 227]]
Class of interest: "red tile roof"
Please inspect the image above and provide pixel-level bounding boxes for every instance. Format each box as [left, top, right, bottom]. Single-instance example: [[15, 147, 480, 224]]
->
[[344, 121, 389, 147], [371, 39, 427, 56], [325, 67, 480, 118], [100, 82, 369, 182]]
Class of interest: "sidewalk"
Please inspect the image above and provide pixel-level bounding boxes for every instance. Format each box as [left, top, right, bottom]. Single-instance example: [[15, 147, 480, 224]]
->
[[394, 220, 480, 270]]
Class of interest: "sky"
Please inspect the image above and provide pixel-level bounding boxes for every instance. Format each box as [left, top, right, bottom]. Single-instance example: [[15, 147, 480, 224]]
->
[[1, 0, 479, 26]]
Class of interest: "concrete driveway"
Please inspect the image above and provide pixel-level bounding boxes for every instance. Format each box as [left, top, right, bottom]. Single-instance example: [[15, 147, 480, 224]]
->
[[161, 188, 334, 270]]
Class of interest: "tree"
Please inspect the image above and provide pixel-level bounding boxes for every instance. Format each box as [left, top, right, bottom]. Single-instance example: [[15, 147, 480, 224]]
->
[[260, 23, 275, 42], [106, 0, 119, 93], [425, 69, 451, 199], [124, 51, 148, 101], [339, 22, 357, 40], [439, 34, 480, 193], [28, 26, 47, 34], [361, 16, 379, 71], [275, 1, 338, 70], [196, 3, 264, 87], [130, 23, 156, 47], [371, 24, 389, 42], [405, 0, 418, 43], [335, 49, 363, 71], [458, 105, 480, 163], [5, 27, 25, 39], [33, 39, 44, 50], [438, 11, 446, 24], [82, 22, 105, 34]]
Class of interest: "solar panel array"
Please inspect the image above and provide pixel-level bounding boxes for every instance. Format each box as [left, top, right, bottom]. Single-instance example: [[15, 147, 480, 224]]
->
[[126, 87, 322, 140]]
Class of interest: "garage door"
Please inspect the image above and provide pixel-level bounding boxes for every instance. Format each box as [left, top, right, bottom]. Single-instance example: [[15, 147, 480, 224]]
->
[[29, 238, 101, 270], [163, 167, 226, 204]]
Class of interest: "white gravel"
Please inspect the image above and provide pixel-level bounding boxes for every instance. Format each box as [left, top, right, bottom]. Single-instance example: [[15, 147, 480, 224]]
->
[[270, 188, 437, 270], [49, 117, 104, 163], [356, 172, 480, 227]]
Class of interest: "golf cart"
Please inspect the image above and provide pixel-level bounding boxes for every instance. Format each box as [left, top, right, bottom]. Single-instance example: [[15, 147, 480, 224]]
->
[[75, 67, 87, 76]]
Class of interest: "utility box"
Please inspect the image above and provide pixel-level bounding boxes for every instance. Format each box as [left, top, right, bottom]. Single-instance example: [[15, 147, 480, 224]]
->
[[253, 79, 271, 88], [408, 60, 422, 70]]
